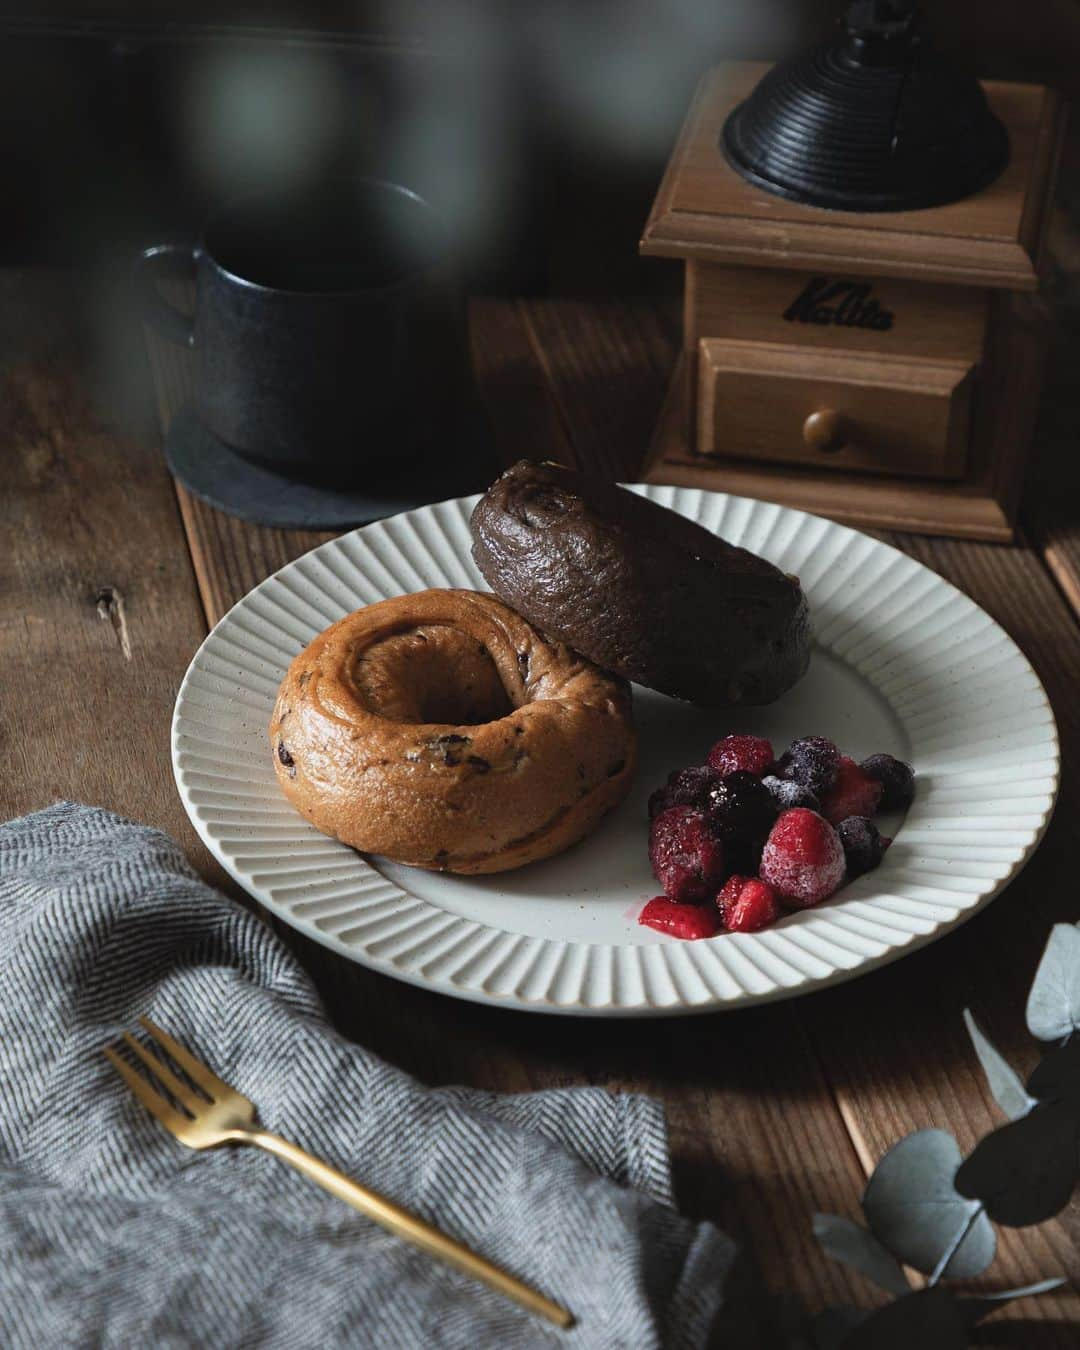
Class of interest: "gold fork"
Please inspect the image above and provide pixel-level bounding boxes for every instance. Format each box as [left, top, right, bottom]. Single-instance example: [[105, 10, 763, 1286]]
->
[[104, 1016, 573, 1330]]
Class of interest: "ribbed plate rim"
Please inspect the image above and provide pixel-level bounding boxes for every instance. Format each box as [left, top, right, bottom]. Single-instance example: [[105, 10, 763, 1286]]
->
[[171, 488, 1060, 1017]]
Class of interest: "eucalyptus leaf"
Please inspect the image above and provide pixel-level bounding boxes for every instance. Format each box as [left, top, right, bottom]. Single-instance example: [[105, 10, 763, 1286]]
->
[[862, 1129, 995, 1279], [955, 1274, 1069, 1328], [812, 1214, 910, 1296], [1027, 1034, 1080, 1106], [811, 1305, 871, 1350], [954, 1103, 1078, 1225], [1026, 923, 1080, 1041], [842, 1288, 967, 1350], [958, 1275, 1068, 1327], [963, 1009, 1036, 1119]]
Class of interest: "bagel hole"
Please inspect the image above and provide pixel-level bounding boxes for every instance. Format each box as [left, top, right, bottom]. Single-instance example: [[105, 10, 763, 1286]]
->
[[352, 625, 515, 725], [418, 682, 512, 726]]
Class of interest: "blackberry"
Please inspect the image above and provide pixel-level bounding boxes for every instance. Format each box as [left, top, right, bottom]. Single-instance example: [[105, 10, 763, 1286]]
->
[[708, 771, 778, 872], [837, 816, 890, 879], [762, 774, 819, 813], [647, 764, 724, 820], [860, 754, 915, 810], [778, 736, 840, 796]]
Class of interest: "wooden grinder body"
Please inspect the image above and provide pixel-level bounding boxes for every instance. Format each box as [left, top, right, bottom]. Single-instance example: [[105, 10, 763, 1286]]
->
[[640, 64, 1066, 541]]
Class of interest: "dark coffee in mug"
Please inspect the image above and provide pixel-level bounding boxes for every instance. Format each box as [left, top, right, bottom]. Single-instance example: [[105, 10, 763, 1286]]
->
[[134, 180, 465, 482]]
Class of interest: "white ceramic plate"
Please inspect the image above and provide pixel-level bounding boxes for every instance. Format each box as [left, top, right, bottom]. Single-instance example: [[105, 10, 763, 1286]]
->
[[172, 489, 1059, 1016]]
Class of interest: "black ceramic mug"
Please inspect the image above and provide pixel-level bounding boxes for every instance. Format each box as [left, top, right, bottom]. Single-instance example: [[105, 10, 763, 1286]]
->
[[133, 180, 466, 482]]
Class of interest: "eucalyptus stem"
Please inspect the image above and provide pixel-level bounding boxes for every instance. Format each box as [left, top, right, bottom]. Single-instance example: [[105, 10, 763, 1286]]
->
[[928, 1204, 984, 1286]]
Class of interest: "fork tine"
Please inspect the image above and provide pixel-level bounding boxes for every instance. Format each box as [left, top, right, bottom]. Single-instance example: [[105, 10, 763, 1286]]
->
[[138, 1016, 230, 1100], [103, 1046, 190, 1136], [121, 1033, 204, 1112]]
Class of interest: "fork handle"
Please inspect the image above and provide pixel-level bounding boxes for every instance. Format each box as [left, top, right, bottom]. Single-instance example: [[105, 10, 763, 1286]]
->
[[244, 1129, 573, 1329]]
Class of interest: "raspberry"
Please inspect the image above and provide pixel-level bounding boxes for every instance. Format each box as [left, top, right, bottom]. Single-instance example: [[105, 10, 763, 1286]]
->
[[860, 753, 915, 810], [707, 734, 775, 778], [707, 771, 777, 873], [777, 736, 841, 796], [647, 765, 724, 820], [837, 816, 891, 879], [762, 774, 820, 813], [820, 757, 883, 826], [639, 896, 719, 940], [759, 808, 845, 908], [716, 875, 783, 933], [648, 806, 728, 904]]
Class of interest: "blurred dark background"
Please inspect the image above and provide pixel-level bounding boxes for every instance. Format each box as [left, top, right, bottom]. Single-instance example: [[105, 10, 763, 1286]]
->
[[0, 1, 1077, 296]]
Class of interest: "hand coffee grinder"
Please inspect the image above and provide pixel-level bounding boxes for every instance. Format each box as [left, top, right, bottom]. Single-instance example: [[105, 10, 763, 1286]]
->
[[640, 0, 1065, 539]]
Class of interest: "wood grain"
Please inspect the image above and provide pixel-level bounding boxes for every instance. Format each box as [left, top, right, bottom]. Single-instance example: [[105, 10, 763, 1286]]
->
[[644, 101, 1061, 541], [146, 298, 575, 627], [470, 299, 578, 470], [146, 293, 876, 1333], [645, 355, 1016, 541], [137, 289, 1080, 1338], [526, 296, 1080, 1340], [0, 268, 216, 879], [1021, 324, 1080, 616], [979, 290, 1056, 525], [518, 297, 681, 482], [641, 71, 1062, 541], [809, 531, 1080, 1341], [687, 262, 990, 363], [696, 338, 973, 479]]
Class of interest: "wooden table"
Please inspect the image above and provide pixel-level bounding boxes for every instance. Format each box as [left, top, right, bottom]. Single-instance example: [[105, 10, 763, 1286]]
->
[[4, 267, 1080, 1345]]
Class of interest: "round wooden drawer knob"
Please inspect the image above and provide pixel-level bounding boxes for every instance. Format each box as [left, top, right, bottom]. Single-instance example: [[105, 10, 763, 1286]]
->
[[803, 408, 846, 453]]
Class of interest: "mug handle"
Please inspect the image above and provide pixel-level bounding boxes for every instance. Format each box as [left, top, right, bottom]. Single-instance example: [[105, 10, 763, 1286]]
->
[[132, 243, 200, 347]]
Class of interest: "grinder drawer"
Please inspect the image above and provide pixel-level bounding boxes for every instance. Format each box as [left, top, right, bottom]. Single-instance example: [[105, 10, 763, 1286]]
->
[[697, 339, 974, 480]]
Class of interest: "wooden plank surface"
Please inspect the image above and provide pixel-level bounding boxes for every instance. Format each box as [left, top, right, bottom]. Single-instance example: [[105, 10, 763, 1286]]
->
[[157, 291, 1080, 1340], [809, 532, 1080, 1342], [10, 266, 1080, 1343], [515, 298, 1080, 1340], [0, 269, 218, 881], [144, 293, 878, 1340], [144, 297, 575, 626]]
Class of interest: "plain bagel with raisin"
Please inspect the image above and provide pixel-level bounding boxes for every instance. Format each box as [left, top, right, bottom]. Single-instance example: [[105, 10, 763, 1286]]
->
[[270, 588, 636, 873], [470, 460, 811, 706]]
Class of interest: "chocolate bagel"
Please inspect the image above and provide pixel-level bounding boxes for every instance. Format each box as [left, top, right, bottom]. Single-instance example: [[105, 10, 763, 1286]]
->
[[470, 461, 810, 706], [270, 588, 636, 874]]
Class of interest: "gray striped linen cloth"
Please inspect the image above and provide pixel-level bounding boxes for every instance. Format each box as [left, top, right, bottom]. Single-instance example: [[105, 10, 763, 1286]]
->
[[0, 803, 734, 1349]]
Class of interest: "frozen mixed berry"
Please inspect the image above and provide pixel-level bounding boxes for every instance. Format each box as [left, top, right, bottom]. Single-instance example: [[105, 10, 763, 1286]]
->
[[639, 896, 719, 940], [837, 816, 891, 879], [648, 765, 724, 820], [716, 875, 783, 933], [759, 808, 845, 908], [860, 753, 915, 810], [707, 734, 775, 779], [777, 736, 841, 797], [762, 774, 820, 813], [649, 806, 728, 905], [820, 756, 883, 826], [708, 771, 778, 872]]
